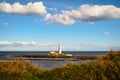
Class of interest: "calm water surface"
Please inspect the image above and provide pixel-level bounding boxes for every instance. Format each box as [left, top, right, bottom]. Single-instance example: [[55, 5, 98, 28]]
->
[[0, 51, 107, 69]]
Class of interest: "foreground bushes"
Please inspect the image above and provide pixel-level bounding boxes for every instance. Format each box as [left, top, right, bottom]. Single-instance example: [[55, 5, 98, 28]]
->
[[0, 51, 120, 80], [0, 60, 44, 80]]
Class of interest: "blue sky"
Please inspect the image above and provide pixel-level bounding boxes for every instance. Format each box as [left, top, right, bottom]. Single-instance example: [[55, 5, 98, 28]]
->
[[0, 0, 120, 51]]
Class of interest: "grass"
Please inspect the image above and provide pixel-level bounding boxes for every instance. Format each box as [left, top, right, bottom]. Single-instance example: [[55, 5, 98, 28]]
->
[[0, 50, 120, 80], [0, 60, 45, 80]]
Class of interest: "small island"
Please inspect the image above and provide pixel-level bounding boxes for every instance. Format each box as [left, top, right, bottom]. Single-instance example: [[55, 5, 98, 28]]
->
[[48, 43, 72, 57]]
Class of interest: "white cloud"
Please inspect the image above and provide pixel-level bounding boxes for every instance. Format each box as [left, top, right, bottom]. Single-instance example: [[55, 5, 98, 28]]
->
[[104, 32, 111, 35], [45, 4, 120, 25], [0, 41, 56, 47], [0, 1, 47, 15], [47, 7, 57, 11], [3, 22, 8, 26], [0, 41, 12, 45], [45, 13, 75, 25]]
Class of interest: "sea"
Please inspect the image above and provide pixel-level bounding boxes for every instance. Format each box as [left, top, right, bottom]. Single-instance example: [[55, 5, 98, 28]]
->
[[0, 51, 108, 69]]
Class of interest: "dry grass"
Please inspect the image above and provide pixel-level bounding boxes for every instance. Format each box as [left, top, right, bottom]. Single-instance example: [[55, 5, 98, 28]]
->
[[0, 60, 44, 80], [0, 50, 120, 80]]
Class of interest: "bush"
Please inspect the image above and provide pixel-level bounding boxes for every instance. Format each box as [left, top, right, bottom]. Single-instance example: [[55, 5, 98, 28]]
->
[[0, 50, 120, 80], [0, 60, 45, 80]]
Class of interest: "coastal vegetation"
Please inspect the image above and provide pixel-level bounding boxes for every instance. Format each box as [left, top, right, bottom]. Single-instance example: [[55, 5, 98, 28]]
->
[[0, 50, 120, 80]]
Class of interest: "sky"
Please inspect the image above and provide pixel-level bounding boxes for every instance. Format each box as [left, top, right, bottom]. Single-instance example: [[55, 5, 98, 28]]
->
[[0, 0, 120, 51]]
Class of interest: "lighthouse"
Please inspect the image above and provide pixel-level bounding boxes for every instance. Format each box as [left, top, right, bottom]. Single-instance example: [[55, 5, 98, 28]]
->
[[58, 43, 62, 54], [49, 43, 72, 56]]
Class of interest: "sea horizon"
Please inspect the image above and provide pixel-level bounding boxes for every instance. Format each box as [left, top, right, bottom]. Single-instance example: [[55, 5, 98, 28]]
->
[[0, 51, 108, 56]]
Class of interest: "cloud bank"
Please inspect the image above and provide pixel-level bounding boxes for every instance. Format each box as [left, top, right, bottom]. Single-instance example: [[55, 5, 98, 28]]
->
[[0, 1, 47, 15], [62, 43, 120, 51], [0, 41, 56, 47], [45, 4, 120, 25], [0, 41, 119, 51]]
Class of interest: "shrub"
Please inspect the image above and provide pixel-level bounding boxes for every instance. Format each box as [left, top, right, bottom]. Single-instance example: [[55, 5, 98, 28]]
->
[[0, 50, 120, 80]]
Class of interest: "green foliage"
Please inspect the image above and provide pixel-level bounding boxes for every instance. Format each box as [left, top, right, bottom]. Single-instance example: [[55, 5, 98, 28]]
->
[[0, 50, 120, 80]]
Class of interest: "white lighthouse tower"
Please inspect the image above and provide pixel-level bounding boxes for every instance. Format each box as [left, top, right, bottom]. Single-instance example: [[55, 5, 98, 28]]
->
[[49, 43, 72, 56], [58, 43, 62, 54]]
